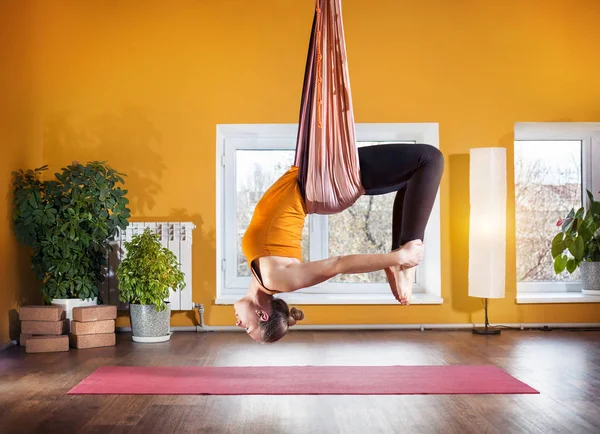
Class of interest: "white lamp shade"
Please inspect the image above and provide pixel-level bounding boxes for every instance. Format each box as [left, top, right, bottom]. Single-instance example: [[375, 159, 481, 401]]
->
[[468, 147, 506, 299]]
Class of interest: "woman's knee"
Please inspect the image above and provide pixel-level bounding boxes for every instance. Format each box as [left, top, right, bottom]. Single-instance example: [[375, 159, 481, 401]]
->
[[420, 144, 444, 168]]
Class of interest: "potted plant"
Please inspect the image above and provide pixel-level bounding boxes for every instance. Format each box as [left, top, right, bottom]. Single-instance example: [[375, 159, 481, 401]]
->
[[552, 189, 600, 295], [12, 161, 130, 320], [117, 228, 185, 342]]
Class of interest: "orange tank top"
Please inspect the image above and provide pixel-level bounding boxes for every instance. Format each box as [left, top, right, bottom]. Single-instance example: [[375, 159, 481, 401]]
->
[[241, 165, 307, 272]]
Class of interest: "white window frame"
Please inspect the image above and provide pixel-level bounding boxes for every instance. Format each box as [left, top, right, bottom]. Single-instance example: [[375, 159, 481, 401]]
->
[[216, 123, 442, 305], [515, 122, 600, 303]]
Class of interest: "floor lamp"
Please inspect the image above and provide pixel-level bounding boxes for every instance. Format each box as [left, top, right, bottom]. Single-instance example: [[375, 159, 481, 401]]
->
[[469, 147, 506, 335]]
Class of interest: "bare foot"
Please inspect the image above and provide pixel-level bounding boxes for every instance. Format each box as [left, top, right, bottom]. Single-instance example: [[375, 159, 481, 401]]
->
[[384, 264, 402, 303], [399, 266, 416, 305], [397, 240, 424, 268], [385, 264, 411, 305], [385, 241, 424, 305]]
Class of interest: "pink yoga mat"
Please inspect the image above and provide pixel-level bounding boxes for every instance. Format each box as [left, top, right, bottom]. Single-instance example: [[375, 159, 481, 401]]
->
[[67, 365, 538, 395]]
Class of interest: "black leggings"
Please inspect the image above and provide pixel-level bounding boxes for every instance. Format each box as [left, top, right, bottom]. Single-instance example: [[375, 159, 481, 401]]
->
[[358, 143, 444, 250]]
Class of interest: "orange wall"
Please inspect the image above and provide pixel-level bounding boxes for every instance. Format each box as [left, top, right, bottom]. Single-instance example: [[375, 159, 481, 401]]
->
[[0, 1, 43, 345], [18, 0, 600, 330]]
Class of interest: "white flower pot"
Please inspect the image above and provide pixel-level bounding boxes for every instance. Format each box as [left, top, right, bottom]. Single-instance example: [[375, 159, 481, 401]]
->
[[51, 298, 98, 330]]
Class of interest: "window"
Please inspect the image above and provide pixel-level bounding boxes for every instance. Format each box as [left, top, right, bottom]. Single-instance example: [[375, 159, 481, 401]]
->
[[514, 122, 600, 299], [216, 124, 441, 304]]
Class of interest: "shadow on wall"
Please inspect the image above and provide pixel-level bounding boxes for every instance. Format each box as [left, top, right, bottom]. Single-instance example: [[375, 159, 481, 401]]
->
[[449, 153, 481, 317], [8, 310, 20, 341], [43, 106, 165, 216], [11, 246, 42, 340], [5, 184, 43, 341]]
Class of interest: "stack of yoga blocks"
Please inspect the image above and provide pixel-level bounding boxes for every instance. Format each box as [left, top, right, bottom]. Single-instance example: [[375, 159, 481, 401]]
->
[[70, 305, 117, 349], [19, 305, 70, 354]]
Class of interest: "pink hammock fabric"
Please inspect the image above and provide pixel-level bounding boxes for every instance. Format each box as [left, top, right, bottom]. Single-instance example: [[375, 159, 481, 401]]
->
[[294, 0, 364, 215]]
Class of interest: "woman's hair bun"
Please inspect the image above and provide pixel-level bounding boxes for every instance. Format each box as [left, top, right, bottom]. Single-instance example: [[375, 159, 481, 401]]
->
[[288, 307, 304, 325]]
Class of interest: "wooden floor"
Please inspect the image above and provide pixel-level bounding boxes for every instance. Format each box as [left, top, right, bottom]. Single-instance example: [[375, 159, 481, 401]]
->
[[1, 329, 600, 434]]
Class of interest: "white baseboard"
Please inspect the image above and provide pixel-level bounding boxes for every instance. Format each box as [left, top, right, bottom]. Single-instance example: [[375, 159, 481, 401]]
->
[[115, 322, 600, 334]]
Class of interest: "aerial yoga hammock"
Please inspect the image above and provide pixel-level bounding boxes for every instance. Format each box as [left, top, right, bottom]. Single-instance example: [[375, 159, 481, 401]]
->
[[294, 0, 364, 215], [238, 0, 444, 343]]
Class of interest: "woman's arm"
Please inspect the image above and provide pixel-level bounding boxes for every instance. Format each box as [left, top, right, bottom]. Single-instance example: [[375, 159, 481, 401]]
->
[[265, 241, 423, 292]]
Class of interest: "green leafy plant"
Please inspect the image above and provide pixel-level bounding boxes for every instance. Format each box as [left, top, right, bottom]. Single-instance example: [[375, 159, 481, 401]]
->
[[12, 161, 130, 303], [552, 189, 600, 274], [117, 228, 185, 311]]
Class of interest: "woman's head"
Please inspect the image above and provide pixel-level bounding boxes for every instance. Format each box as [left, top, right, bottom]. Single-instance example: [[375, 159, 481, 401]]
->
[[233, 296, 304, 343], [259, 298, 304, 343]]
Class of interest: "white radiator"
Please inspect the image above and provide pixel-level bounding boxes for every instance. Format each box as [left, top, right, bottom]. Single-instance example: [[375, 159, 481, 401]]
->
[[100, 222, 196, 311]]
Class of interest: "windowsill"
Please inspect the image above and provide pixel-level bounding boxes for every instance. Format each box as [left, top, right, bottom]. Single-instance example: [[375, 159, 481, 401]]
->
[[215, 293, 444, 305], [517, 292, 600, 304]]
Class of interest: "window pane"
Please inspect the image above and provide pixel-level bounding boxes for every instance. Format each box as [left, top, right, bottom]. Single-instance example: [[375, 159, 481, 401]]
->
[[236, 150, 309, 277], [514, 140, 582, 282], [328, 194, 394, 282], [328, 141, 416, 283]]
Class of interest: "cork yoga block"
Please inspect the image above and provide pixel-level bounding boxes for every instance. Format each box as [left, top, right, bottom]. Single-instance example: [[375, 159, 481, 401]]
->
[[21, 319, 70, 336], [19, 305, 65, 322], [71, 319, 115, 335], [72, 305, 117, 322], [20, 333, 33, 346], [26, 335, 69, 353], [70, 333, 116, 349]]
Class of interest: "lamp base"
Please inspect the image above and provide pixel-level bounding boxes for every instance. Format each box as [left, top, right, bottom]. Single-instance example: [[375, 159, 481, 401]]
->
[[472, 298, 501, 335], [472, 327, 501, 335]]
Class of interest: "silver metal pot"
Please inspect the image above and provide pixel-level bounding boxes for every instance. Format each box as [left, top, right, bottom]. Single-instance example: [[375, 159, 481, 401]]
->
[[129, 302, 171, 337]]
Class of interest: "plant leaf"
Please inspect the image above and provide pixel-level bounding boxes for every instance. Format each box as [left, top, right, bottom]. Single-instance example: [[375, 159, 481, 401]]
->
[[580, 225, 594, 244], [551, 233, 565, 258], [554, 255, 568, 274], [587, 189, 595, 205], [566, 258, 578, 274], [569, 236, 585, 261], [562, 217, 575, 233], [593, 200, 600, 218]]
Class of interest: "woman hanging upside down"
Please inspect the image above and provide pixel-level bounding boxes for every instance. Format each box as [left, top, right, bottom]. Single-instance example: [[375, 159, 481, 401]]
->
[[234, 143, 444, 343]]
